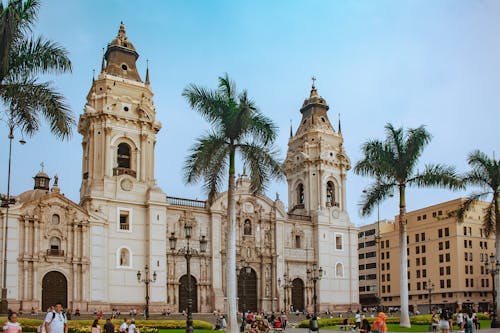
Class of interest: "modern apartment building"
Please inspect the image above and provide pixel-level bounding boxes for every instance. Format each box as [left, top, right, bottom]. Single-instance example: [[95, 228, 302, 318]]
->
[[358, 198, 495, 313]]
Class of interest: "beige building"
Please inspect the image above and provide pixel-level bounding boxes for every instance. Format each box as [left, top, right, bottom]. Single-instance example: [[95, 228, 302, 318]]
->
[[358, 198, 495, 313], [0, 24, 359, 314]]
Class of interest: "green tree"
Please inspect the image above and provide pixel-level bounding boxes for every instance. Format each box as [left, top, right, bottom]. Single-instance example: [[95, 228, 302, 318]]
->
[[456, 150, 500, 323], [0, 0, 74, 138], [183, 74, 282, 333], [354, 123, 461, 327]]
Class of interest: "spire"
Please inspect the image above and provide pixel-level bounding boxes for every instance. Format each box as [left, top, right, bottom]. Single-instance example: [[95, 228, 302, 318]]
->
[[289, 119, 293, 138], [310, 76, 318, 98], [118, 21, 126, 40], [338, 113, 342, 134], [92, 69, 95, 83], [145, 59, 150, 85], [101, 48, 106, 73]]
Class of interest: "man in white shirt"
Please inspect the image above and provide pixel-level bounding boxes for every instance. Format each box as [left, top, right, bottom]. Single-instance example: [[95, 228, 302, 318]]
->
[[119, 319, 129, 333], [44, 302, 68, 333]]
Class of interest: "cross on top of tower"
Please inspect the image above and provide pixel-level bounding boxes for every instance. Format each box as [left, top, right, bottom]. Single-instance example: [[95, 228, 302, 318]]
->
[[40, 162, 45, 171]]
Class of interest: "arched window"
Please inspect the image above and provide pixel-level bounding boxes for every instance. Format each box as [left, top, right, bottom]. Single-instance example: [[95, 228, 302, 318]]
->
[[297, 183, 304, 205], [336, 263, 344, 278], [117, 143, 131, 168], [119, 248, 130, 267], [50, 237, 61, 250], [51, 214, 60, 225], [244, 219, 252, 235], [326, 181, 336, 206]]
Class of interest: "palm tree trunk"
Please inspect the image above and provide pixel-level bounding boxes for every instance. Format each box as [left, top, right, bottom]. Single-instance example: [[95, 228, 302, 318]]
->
[[226, 146, 238, 333], [399, 185, 411, 328]]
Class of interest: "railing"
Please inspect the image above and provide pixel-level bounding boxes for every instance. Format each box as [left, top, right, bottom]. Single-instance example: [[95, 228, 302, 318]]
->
[[292, 204, 305, 210], [166, 196, 206, 208], [113, 167, 137, 177], [287, 213, 311, 221], [46, 249, 65, 256]]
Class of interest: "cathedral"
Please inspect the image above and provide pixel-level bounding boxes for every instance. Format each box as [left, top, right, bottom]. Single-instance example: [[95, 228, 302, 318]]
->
[[0, 24, 359, 314]]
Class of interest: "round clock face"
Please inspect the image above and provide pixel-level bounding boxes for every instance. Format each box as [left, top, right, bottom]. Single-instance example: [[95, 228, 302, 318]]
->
[[120, 178, 133, 191], [332, 208, 340, 219]]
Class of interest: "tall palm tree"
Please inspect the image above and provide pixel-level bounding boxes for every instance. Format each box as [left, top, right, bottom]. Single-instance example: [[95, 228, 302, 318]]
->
[[183, 74, 282, 333], [0, 0, 74, 138], [456, 150, 500, 325], [354, 123, 461, 327]]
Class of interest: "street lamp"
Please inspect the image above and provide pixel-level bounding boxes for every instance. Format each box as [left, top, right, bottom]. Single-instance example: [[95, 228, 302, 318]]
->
[[278, 273, 293, 312], [425, 279, 434, 314], [1, 122, 26, 314], [307, 264, 323, 332], [484, 254, 500, 328], [169, 222, 208, 333], [236, 260, 252, 312], [136, 264, 157, 319]]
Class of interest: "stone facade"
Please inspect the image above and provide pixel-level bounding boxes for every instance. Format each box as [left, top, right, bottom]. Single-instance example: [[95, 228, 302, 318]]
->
[[0, 24, 359, 314]]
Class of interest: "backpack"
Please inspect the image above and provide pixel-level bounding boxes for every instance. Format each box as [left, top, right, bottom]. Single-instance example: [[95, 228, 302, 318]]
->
[[39, 311, 66, 333], [464, 316, 473, 329]]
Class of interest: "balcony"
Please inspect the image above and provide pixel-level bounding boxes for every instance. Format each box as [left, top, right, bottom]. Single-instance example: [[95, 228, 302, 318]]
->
[[46, 249, 65, 256], [113, 167, 136, 177]]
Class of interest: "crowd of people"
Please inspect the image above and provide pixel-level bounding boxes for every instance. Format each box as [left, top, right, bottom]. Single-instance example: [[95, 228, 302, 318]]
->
[[238, 311, 288, 333]]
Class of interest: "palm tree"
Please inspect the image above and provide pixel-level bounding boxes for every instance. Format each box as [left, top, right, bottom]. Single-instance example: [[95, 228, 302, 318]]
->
[[354, 123, 461, 327], [183, 74, 282, 333], [0, 0, 74, 139], [456, 150, 500, 324]]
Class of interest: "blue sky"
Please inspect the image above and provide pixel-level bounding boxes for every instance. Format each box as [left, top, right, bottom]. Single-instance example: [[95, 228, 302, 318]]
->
[[1, 0, 499, 226]]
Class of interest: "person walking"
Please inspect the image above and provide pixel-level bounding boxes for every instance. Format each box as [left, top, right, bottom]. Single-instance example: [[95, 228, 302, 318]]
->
[[3, 312, 21, 333], [119, 319, 128, 333], [104, 319, 114, 333], [91, 320, 100, 333], [372, 312, 387, 333], [44, 302, 68, 333]]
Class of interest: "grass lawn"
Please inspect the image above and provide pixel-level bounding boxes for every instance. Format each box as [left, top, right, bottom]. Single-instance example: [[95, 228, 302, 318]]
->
[[324, 320, 492, 332]]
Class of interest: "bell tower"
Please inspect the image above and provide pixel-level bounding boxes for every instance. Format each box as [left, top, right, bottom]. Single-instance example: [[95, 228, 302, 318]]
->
[[78, 22, 162, 202], [77, 23, 166, 308], [283, 80, 351, 216]]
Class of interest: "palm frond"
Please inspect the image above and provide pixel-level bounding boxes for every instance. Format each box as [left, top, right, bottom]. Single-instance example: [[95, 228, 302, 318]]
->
[[455, 193, 488, 222], [183, 133, 228, 184], [359, 181, 395, 216], [402, 125, 432, 176], [8, 36, 71, 78], [410, 164, 462, 190], [182, 84, 226, 128], [1, 79, 74, 138], [482, 201, 495, 236], [384, 123, 405, 162], [239, 142, 283, 195], [218, 73, 236, 100]]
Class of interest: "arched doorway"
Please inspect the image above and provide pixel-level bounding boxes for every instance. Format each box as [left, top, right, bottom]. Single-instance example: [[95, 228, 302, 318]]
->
[[42, 271, 67, 311], [237, 267, 257, 312], [179, 275, 198, 313], [291, 278, 305, 312]]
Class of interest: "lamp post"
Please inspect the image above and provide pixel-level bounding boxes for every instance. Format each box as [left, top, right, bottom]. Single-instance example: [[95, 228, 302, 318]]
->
[[136, 264, 157, 319], [278, 273, 293, 312], [307, 264, 323, 332], [484, 254, 500, 328], [236, 260, 251, 312], [169, 222, 208, 333], [1, 122, 26, 314], [425, 279, 434, 314]]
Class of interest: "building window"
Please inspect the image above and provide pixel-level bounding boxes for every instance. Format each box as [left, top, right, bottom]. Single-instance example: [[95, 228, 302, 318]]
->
[[51, 214, 60, 225], [50, 237, 61, 250], [297, 183, 305, 205], [439, 242, 443, 250], [445, 241, 450, 249], [336, 263, 344, 278], [117, 142, 131, 168], [422, 245, 426, 253], [445, 227, 449, 236], [446, 266, 451, 275], [118, 247, 131, 267], [445, 253, 450, 262], [386, 240, 389, 248], [295, 235, 301, 248], [440, 267, 444, 275], [326, 181, 336, 206], [422, 257, 426, 265], [387, 263, 390, 269], [416, 247, 420, 254], [118, 208, 132, 231], [244, 219, 252, 235], [415, 234, 420, 242], [423, 269, 427, 278], [438, 229, 443, 238], [335, 234, 343, 250]]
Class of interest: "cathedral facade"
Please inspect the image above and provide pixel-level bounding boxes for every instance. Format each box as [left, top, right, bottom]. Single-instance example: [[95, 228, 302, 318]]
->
[[0, 24, 359, 314]]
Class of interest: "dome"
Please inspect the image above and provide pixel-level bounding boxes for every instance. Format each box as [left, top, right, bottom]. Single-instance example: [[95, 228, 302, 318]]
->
[[109, 22, 137, 53], [17, 189, 49, 203], [35, 171, 49, 179]]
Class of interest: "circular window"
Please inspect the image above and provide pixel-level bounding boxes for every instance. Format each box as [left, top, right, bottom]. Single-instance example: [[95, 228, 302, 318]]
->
[[123, 106, 129, 112], [121, 64, 128, 70], [99, 87, 103, 91]]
